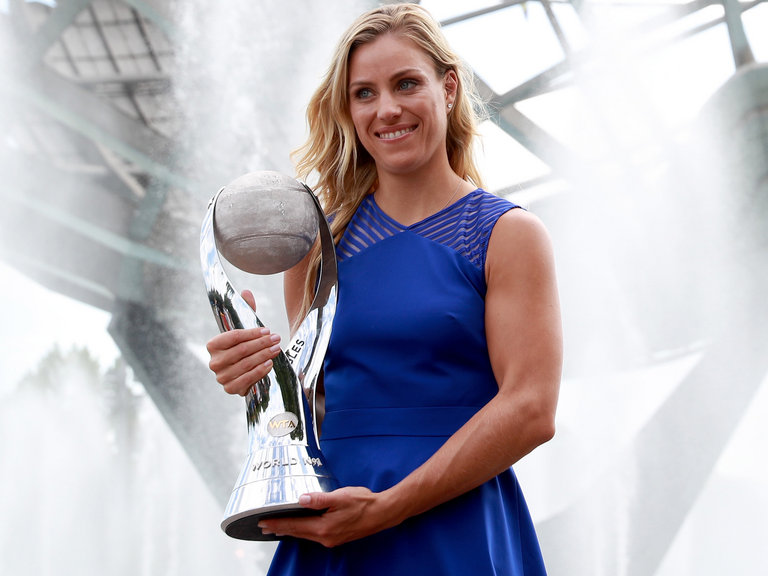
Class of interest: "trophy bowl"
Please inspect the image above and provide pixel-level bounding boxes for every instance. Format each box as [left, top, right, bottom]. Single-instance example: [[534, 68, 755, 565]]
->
[[213, 172, 319, 275]]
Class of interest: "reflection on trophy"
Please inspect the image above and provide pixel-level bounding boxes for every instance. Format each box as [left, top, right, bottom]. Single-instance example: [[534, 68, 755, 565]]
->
[[200, 171, 340, 541]]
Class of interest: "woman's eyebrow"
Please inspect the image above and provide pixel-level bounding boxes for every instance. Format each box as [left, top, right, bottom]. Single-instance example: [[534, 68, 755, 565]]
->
[[348, 67, 426, 91]]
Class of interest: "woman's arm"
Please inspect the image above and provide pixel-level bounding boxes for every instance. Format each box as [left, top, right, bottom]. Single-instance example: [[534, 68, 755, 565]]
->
[[258, 209, 562, 546], [387, 209, 562, 515]]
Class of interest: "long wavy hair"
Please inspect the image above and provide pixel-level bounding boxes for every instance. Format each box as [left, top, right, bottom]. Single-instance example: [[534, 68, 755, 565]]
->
[[291, 3, 487, 328]]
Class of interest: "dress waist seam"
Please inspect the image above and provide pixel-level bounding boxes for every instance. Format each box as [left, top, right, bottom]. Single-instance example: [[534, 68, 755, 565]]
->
[[320, 405, 482, 440]]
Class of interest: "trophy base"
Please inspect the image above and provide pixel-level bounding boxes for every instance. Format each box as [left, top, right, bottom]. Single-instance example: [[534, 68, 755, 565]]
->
[[222, 500, 326, 541], [221, 444, 339, 541]]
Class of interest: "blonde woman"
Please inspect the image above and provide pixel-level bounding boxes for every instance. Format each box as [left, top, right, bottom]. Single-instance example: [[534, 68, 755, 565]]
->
[[207, 5, 562, 574]]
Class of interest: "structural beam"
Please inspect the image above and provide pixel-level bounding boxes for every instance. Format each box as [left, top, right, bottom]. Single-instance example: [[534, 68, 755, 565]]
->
[[722, 0, 756, 68], [0, 247, 116, 311], [29, 0, 93, 62], [108, 300, 243, 504], [537, 279, 768, 575], [0, 64, 190, 192], [475, 74, 576, 173], [121, 0, 178, 41]]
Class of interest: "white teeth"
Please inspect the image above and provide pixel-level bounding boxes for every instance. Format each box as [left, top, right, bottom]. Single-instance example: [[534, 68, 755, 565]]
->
[[379, 128, 413, 140]]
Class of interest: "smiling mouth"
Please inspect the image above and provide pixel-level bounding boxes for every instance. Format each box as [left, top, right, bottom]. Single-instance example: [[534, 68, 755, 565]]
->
[[377, 126, 416, 140]]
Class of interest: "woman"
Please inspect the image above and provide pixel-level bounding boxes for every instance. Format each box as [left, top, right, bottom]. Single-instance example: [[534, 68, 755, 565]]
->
[[207, 4, 562, 574]]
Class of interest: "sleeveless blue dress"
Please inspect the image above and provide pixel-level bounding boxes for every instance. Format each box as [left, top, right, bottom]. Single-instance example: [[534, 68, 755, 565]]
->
[[267, 189, 547, 575]]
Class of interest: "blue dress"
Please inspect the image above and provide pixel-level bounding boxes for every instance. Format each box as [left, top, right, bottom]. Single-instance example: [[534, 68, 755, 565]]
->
[[267, 189, 547, 575]]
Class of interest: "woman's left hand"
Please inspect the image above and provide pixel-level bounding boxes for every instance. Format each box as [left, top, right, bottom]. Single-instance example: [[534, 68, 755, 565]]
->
[[258, 487, 396, 548]]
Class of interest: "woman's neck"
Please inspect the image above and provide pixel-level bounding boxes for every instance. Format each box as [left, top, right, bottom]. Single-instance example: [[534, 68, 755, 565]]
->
[[374, 169, 470, 226]]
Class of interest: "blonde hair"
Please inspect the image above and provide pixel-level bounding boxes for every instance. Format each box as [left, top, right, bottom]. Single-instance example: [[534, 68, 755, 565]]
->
[[291, 3, 486, 327]]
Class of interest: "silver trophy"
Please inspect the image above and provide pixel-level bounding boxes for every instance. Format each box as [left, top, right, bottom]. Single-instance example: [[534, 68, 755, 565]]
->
[[200, 171, 339, 541]]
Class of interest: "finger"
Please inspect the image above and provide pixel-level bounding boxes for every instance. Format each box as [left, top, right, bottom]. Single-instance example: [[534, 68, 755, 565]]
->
[[258, 515, 322, 540], [241, 289, 257, 311], [222, 359, 274, 396], [298, 492, 331, 511], [209, 331, 280, 371], [206, 327, 268, 353], [214, 335, 282, 390], [208, 331, 281, 398]]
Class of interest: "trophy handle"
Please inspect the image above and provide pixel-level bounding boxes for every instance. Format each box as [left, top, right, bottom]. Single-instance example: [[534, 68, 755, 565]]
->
[[283, 183, 338, 444], [201, 188, 265, 331]]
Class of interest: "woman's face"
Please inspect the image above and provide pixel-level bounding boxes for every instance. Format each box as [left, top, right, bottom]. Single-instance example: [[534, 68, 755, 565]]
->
[[347, 33, 456, 179]]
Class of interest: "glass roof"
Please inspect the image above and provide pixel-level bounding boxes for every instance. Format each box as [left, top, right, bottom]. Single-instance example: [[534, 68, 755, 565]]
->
[[422, 0, 768, 200], [4, 0, 766, 201]]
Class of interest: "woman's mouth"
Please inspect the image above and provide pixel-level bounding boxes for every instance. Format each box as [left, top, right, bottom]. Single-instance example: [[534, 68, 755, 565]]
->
[[377, 126, 416, 140]]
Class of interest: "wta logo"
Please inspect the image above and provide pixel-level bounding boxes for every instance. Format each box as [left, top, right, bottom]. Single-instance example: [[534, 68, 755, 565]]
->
[[267, 412, 299, 437]]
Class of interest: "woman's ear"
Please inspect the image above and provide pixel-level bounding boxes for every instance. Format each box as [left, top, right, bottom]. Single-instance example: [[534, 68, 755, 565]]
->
[[444, 69, 459, 107]]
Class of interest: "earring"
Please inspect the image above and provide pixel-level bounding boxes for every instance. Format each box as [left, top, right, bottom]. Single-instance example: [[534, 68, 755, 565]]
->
[[447, 103, 453, 110]]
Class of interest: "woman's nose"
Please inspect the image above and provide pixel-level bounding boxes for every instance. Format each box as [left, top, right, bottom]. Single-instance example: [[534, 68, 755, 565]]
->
[[377, 91, 401, 120]]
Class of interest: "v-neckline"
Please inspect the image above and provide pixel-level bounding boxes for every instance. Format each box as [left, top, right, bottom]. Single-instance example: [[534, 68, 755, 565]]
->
[[368, 189, 479, 230]]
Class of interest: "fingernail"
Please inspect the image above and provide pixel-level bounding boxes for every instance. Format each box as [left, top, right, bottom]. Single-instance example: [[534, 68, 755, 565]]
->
[[270, 333, 281, 343], [269, 344, 282, 354], [263, 359, 273, 369], [258, 522, 273, 535], [259, 328, 270, 335], [299, 494, 311, 506]]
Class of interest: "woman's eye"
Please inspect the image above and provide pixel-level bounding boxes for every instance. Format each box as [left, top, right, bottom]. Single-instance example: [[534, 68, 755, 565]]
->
[[398, 80, 417, 91], [356, 88, 373, 99]]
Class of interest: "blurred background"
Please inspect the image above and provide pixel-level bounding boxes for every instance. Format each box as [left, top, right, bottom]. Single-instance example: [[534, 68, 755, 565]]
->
[[1, 0, 767, 574]]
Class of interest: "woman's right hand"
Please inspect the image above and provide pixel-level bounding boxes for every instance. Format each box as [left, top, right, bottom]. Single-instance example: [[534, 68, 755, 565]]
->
[[205, 289, 282, 396]]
